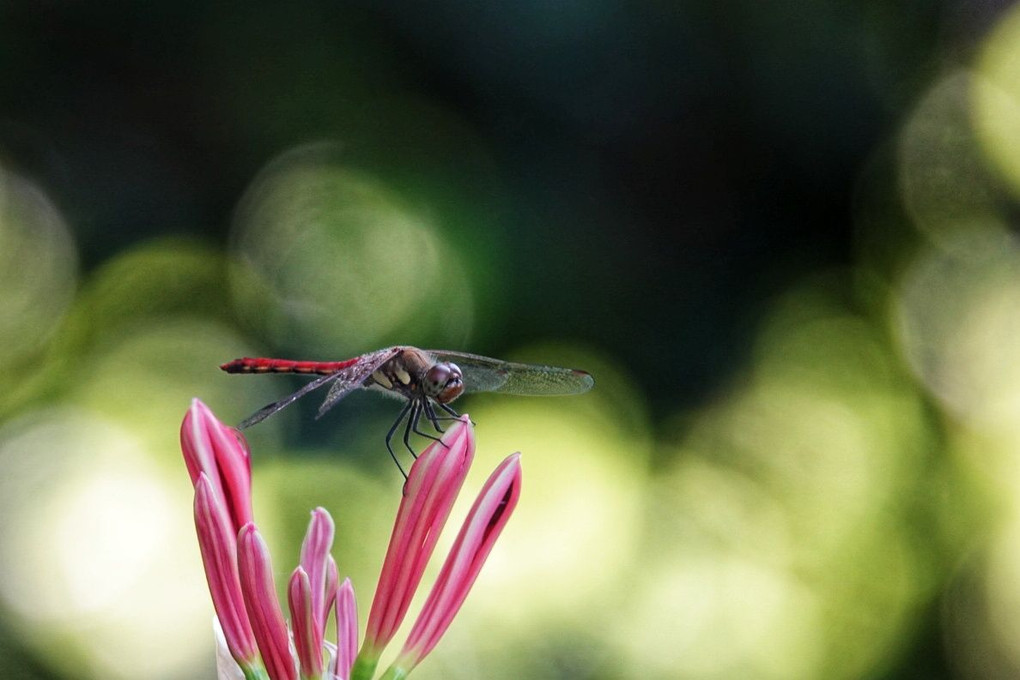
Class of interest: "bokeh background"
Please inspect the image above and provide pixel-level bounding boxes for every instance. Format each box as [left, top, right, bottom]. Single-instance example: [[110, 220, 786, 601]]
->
[[4, 1, 1020, 678]]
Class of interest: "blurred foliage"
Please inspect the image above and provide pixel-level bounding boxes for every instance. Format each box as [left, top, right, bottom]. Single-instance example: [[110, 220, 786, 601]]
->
[[5, 1, 1020, 679]]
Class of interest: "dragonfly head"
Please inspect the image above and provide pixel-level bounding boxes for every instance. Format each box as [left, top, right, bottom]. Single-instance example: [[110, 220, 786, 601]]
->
[[424, 361, 464, 403]]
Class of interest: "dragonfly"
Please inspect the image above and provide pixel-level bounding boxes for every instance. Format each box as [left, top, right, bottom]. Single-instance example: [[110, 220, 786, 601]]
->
[[221, 346, 594, 474]]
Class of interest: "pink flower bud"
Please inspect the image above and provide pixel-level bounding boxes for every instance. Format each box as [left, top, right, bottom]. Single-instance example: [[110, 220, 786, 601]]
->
[[193, 474, 258, 668], [288, 567, 323, 677], [181, 398, 253, 533], [397, 452, 523, 671], [237, 523, 297, 680], [299, 507, 336, 628], [333, 578, 358, 680], [361, 416, 475, 659]]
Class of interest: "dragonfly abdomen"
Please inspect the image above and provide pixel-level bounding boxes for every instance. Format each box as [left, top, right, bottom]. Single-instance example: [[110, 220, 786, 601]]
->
[[220, 357, 360, 375]]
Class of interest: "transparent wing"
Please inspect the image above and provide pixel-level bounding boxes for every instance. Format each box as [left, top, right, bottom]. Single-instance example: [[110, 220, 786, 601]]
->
[[238, 347, 402, 429], [428, 350, 594, 396], [315, 347, 403, 418], [239, 371, 342, 429]]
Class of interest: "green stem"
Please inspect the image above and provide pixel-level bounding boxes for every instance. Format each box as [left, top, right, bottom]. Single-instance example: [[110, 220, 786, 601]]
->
[[241, 665, 272, 680], [378, 666, 410, 680], [350, 655, 380, 680]]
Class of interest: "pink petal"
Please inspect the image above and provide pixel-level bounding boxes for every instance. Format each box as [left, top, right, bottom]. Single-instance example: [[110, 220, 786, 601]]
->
[[362, 416, 474, 657], [332, 578, 358, 680], [182, 399, 254, 533], [237, 524, 297, 680], [324, 555, 340, 619], [399, 452, 523, 669], [288, 567, 324, 677], [299, 507, 335, 628], [194, 474, 258, 666]]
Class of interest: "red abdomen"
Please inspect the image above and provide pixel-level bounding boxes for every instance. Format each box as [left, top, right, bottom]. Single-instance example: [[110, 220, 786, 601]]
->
[[220, 357, 360, 375]]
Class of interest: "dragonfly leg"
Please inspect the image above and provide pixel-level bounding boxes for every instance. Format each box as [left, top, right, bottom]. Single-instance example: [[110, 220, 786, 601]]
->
[[437, 401, 474, 425], [403, 401, 423, 459], [422, 400, 445, 433], [414, 400, 450, 451], [411, 399, 443, 443], [385, 400, 414, 479]]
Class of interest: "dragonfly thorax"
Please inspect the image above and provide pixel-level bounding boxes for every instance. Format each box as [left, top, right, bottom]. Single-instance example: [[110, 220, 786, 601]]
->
[[368, 350, 464, 404]]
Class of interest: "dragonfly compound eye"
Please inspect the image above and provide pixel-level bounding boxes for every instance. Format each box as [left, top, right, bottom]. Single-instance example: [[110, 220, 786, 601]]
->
[[425, 362, 464, 403]]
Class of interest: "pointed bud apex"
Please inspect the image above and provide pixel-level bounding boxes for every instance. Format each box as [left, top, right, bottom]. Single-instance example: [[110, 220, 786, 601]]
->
[[333, 578, 359, 680], [182, 399, 254, 533], [289, 567, 324, 678], [299, 507, 336, 628]]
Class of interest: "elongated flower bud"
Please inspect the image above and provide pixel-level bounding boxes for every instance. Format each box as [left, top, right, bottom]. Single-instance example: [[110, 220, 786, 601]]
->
[[288, 567, 322, 678], [333, 578, 359, 680], [395, 453, 523, 672], [238, 524, 297, 680], [361, 417, 475, 658], [194, 474, 259, 670], [300, 507, 336, 629], [182, 398, 254, 533]]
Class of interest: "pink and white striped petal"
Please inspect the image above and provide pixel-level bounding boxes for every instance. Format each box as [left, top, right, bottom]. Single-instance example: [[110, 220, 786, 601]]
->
[[194, 473, 259, 669], [361, 416, 475, 661], [396, 452, 523, 671], [299, 507, 336, 628], [288, 567, 324, 678], [333, 578, 359, 680], [182, 398, 254, 533], [325, 555, 340, 623], [238, 523, 297, 680]]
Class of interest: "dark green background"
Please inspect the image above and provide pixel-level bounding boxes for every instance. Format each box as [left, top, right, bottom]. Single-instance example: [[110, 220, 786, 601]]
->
[[1, 1, 1014, 679]]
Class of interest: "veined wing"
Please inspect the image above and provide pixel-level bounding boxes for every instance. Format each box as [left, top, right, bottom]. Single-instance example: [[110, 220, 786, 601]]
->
[[428, 350, 594, 396], [239, 371, 340, 429], [316, 346, 403, 418], [237, 347, 402, 428]]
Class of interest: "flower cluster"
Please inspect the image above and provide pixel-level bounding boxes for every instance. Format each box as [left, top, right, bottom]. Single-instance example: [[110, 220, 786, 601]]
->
[[181, 399, 522, 680]]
